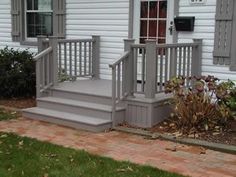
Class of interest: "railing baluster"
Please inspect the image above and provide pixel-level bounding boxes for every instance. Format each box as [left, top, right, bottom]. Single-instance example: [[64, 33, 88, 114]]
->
[[133, 48, 138, 92], [46, 54, 50, 86], [89, 42, 92, 75], [64, 43, 67, 74], [141, 48, 145, 92], [164, 47, 169, 83], [122, 60, 125, 96], [84, 42, 87, 75], [117, 64, 121, 101], [187, 46, 191, 86], [156, 48, 159, 92], [178, 47, 182, 76], [36, 60, 41, 98], [160, 48, 164, 91], [42, 56, 45, 89], [69, 42, 72, 78], [59, 43, 62, 75], [74, 42, 77, 77], [79, 42, 82, 76], [183, 46, 187, 77]]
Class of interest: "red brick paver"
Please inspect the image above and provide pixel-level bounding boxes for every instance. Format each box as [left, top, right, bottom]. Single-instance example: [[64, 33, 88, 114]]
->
[[0, 118, 235, 177]]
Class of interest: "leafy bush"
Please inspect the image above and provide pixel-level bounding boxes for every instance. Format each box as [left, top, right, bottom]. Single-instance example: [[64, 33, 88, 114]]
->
[[0, 47, 35, 98], [221, 87, 236, 112], [165, 76, 234, 134]]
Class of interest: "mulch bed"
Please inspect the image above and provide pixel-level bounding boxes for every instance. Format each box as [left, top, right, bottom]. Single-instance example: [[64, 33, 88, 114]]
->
[[120, 117, 236, 146], [0, 97, 36, 109]]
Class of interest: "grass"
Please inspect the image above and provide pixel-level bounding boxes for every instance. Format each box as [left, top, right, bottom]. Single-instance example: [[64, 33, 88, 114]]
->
[[0, 133, 184, 177], [0, 108, 18, 121]]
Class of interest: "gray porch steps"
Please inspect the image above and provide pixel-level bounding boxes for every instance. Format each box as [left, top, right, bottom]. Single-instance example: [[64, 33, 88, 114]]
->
[[51, 88, 112, 105], [37, 97, 125, 120], [23, 107, 112, 132]]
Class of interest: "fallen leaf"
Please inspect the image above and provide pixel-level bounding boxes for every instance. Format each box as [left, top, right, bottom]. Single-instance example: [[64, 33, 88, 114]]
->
[[0, 134, 8, 138], [165, 146, 177, 152], [19, 140, 24, 146], [43, 173, 48, 177]]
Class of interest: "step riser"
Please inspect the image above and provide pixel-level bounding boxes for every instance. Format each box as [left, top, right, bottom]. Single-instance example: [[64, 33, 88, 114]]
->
[[23, 111, 112, 133], [37, 100, 113, 120], [51, 90, 112, 105]]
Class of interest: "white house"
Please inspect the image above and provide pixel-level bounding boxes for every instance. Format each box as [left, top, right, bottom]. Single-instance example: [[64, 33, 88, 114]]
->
[[0, 0, 235, 80], [0, 0, 235, 131]]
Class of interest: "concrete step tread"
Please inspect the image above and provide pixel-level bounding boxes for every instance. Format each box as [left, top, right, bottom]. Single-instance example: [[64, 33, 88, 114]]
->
[[37, 97, 125, 112], [23, 107, 112, 126]]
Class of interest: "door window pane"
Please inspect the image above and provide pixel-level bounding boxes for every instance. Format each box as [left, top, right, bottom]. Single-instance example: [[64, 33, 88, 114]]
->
[[149, 1, 157, 18], [149, 20, 157, 37], [159, 1, 167, 18], [158, 20, 166, 37], [141, 1, 148, 18], [140, 20, 147, 37]]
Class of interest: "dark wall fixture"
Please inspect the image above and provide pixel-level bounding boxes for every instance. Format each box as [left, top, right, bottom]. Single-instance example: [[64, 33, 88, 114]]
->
[[174, 16, 195, 32]]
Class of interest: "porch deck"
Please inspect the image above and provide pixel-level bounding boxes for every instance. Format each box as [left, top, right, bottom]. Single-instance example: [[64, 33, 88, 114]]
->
[[54, 79, 169, 102], [54, 79, 112, 97]]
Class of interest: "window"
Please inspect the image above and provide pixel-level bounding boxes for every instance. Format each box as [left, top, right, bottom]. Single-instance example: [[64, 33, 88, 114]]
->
[[25, 0, 53, 39], [139, 0, 167, 44], [11, 0, 66, 44]]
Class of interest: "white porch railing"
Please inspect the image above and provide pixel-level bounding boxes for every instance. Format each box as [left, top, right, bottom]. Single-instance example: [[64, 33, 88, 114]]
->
[[34, 36, 100, 98], [110, 39, 202, 124]]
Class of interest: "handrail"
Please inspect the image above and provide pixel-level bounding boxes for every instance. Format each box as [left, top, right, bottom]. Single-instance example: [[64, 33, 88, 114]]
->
[[58, 38, 94, 43], [110, 51, 131, 128], [109, 51, 130, 68], [34, 46, 54, 98], [131, 42, 198, 49], [34, 47, 52, 61]]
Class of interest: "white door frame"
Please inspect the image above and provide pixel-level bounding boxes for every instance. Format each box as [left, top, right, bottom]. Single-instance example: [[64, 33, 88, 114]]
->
[[132, 0, 175, 44]]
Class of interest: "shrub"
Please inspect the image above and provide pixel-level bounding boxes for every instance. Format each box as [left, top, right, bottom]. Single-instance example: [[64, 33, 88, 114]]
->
[[221, 87, 236, 112], [165, 76, 234, 134], [0, 47, 35, 98]]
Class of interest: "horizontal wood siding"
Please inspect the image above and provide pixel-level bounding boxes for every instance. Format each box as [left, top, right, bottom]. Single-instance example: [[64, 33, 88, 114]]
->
[[0, 0, 37, 52], [66, 0, 129, 79], [178, 0, 236, 80]]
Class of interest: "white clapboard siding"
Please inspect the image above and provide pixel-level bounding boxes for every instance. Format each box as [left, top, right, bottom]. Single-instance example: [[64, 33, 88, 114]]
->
[[178, 0, 236, 81], [66, 0, 129, 79], [0, 0, 129, 80]]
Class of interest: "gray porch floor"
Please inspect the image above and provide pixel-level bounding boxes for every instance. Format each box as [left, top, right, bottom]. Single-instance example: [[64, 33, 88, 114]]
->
[[53, 79, 171, 102], [54, 79, 112, 97]]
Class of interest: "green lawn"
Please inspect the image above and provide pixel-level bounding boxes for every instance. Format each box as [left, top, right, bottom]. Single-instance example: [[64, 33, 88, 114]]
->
[[0, 108, 17, 121], [0, 133, 184, 177]]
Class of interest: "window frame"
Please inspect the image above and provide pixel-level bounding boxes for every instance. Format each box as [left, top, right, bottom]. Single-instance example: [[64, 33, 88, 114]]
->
[[11, 0, 66, 46], [24, 0, 53, 43]]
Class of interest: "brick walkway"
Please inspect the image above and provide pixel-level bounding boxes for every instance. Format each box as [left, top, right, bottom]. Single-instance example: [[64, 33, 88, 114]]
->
[[0, 118, 235, 177]]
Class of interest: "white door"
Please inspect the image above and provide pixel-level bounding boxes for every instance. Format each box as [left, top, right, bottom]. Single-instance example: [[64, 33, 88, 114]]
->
[[133, 0, 175, 44], [133, 0, 175, 86]]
